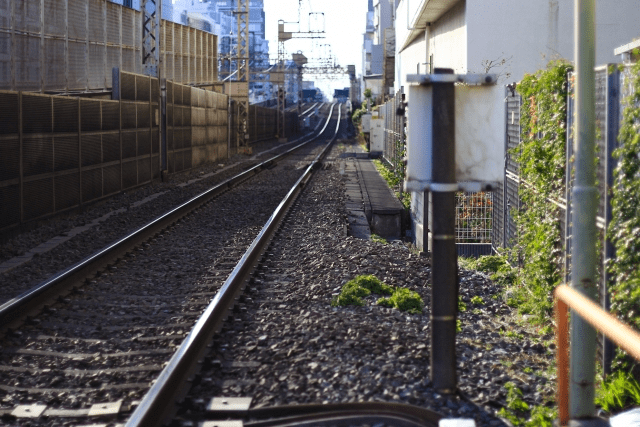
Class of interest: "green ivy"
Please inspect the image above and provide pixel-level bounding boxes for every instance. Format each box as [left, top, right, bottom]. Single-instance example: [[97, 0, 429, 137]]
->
[[511, 61, 573, 322], [608, 54, 640, 330]]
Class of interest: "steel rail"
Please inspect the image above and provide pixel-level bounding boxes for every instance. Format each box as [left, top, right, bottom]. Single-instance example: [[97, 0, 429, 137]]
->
[[0, 104, 338, 331], [301, 102, 319, 116], [125, 104, 342, 427]]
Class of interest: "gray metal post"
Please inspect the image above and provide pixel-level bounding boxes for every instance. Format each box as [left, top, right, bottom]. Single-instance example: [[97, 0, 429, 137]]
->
[[602, 67, 620, 375], [570, 0, 598, 419], [227, 95, 232, 156], [430, 68, 458, 394], [161, 78, 167, 172]]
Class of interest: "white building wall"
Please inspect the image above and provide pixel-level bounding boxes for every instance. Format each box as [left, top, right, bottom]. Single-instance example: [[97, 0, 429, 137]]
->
[[466, 0, 640, 84], [428, 1, 466, 73], [395, 0, 640, 251], [395, 36, 426, 93], [374, 0, 393, 45]]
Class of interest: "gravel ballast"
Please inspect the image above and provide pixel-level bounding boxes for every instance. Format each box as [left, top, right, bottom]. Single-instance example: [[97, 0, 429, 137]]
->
[[178, 140, 555, 427], [0, 117, 555, 426]]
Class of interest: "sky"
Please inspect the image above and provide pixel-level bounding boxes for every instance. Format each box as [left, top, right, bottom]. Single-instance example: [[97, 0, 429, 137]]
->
[[262, 0, 369, 97]]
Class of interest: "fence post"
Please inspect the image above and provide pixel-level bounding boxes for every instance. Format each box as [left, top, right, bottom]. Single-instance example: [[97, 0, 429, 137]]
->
[[39, 0, 44, 93], [18, 91, 23, 223], [557, 296, 570, 426], [602, 66, 621, 375]]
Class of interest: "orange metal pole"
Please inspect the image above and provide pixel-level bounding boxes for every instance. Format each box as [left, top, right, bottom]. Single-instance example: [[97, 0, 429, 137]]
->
[[555, 284, 640, 360], [556, 296, 569, 426]]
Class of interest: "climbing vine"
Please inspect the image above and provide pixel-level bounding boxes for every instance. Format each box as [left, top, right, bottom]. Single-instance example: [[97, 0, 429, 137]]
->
[[608, 53, 640, 330], [511, 61, 573, 322]]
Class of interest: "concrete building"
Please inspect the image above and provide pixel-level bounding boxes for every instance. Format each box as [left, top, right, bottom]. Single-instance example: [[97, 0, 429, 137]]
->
[[361, 0, 397, 103], [361, 0, 382, 102], [109, 0, 173, 20], [374, 0, 397, 98], [394, 0, 640, 251], [615, 38, 640, 65], [168, 0, 272, 102], [395, 0, 640, 92]]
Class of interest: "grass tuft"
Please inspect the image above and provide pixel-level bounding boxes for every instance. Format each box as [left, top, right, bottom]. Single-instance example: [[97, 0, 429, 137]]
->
[[331, 275, 393, 307], [377, 287, 423, 314], [596, 369, 640, 413], [371, 234, 388, 244], [332, 275, 423, 314]]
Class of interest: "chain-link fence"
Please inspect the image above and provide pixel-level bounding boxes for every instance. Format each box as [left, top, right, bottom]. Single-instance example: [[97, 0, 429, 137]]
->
[[379, 88, 405, 185], [490, 66, 626, 371]]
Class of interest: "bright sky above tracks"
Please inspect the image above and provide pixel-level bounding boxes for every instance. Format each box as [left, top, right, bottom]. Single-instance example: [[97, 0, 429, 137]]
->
[[263, 0, 369, 96]]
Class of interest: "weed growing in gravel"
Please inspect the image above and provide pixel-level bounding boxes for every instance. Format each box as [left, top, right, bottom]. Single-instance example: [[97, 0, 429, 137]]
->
[[459, 254, 516, 289], [596, 369, 640, 413], [377, 287, 423, 314], [501, 359, 514, 368], [332, 281, 369, 306], [498, 382, 530, 426], [470, 295, 484, 305], [524, 405, 556, 427], [356, 275, 394, 295], [372, 159, 411, 209], [501, 330, 524, 340], [332, 275, 425, 314], [331, 275, 394, 307], [371, 234, 388, 244], [458, 298, 467, 312], [456, 319, 462, 333]]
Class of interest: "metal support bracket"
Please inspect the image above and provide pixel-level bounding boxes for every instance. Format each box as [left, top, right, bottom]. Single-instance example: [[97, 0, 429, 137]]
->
[[404, 181, 500, 193]]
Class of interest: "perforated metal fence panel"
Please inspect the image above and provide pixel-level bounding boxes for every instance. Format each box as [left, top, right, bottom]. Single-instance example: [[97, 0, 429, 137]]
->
[[166, 81, 229, 173], [0, 0, 217, 93], [0, 69, 163, 233]]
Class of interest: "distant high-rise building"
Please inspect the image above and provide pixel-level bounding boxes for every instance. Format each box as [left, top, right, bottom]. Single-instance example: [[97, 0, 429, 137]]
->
[[108, 0, 173, 21]]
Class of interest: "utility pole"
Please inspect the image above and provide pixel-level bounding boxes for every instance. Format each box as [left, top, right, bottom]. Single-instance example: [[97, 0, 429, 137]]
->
[[274, 5, 325, 141], [141, 0, 165, 173], [292, 52, 307, 124], [141, 0, 161, 78], [277, 20, 290, 140], [234, 0, 250, 146]]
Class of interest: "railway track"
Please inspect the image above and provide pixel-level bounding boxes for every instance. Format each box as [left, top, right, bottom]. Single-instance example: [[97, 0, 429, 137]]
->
[[127, 123, 446, 426], [0, 104, 343, 426], [0, 103, 332, 305], [125, 112, 549, 427]]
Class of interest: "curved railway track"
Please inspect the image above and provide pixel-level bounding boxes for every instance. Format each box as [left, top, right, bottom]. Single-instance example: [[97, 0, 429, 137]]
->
[[0, 104, 343, 426]]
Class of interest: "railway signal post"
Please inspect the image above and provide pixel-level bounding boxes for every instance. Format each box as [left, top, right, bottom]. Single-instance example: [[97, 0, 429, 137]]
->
[[405, 69, 502, 394]]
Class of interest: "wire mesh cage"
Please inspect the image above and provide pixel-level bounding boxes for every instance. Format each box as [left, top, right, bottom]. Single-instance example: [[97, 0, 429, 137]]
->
[[455, 192, 493, 244]]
